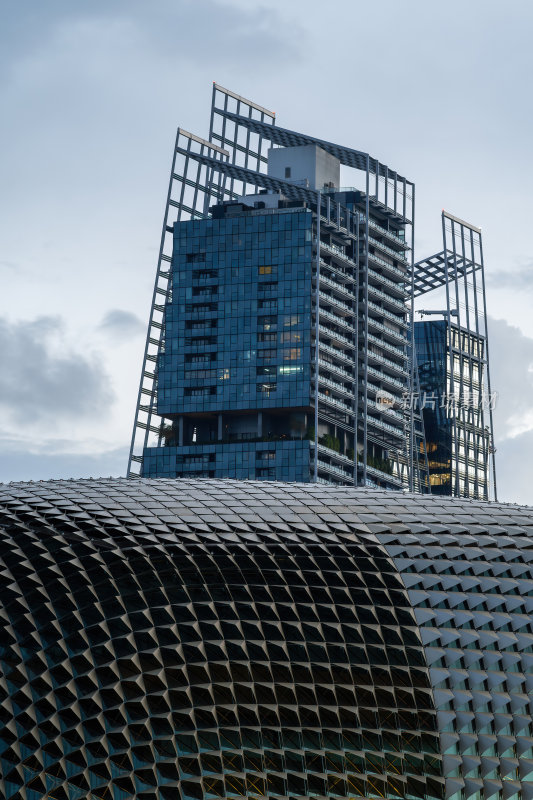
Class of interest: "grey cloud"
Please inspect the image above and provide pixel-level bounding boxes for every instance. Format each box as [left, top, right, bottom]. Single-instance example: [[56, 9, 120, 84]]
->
[[0, 439, 128, 483], [488, 316, 533, 440], [493, 430, 533, 506], [0, 316, 114, 422], [99, 309, 145, 338], [487, 263, 533, 291], [1, 0, 304, 76]]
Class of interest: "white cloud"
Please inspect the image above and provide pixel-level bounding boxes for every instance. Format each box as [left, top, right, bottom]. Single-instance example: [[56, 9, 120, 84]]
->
[[493, 430, 533, 507], [488, 317, 533, 441]]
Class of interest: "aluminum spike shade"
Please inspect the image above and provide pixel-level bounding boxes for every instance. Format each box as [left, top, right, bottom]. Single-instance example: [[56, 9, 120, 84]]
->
[[1, 479, 532, 800]]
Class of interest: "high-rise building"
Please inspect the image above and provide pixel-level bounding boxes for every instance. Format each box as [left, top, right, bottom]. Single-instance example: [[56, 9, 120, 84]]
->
[[413, 212, 497, 501], [415, 320, 491, 499], [128, 84, 497, 498], [2, 477, 533, 800]]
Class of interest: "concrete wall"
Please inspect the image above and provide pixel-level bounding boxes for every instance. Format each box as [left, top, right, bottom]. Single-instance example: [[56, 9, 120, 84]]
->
[[268, 144, 340, 191]]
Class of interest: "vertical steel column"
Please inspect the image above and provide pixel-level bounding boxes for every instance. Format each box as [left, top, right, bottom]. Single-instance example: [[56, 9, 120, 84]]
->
[[469, 228, 484, 499], [203, 84, 218, 216], [413, 344, 431, 493], [441, 213, 459, 497], [127, 128, 181, 476], [313, 192, 321, 483], [478, 233, 498, 501], [459, 223, 477, 498], [363, 159, 370, 486], [353, 209, 360, 485], [409, 183, 416, 492], [449, 219, 465, 496]]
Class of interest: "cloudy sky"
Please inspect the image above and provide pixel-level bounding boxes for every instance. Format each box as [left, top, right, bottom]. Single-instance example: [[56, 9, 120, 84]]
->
[[1, 0, 533, 503]]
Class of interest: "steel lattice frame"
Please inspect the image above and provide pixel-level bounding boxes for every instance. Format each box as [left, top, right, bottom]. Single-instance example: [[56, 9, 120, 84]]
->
[[414, 211, 497, 500], [128, 84, 428, 493], [128, 87, 277, 478]]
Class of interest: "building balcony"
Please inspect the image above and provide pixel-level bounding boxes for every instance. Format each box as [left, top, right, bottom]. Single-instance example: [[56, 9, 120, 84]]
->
[[315, 457, 354, 481], [317, 306, 355, 334], [317, 259, 355, 285], [316, 372, 354, 399], [319, 208, 357, 240], [366, 217, 410, 249], [366, 316, 407, 345], [316, 240, 356, 271], [368, 194, 411, 224], [184, 325, 218, 337], [365, 365, 406, 392], [358, 461, 404, 487], [363, 378, 404, 406], [317, 322, 355, 349], [364, 346, 408, 377], [315, 271, 357, 303], [367, 283, 407, 312], [364, 413, 405, 439], [365, 271, 406, 300], [366, 396, 405, 423], [317, 358, 354, 382], [318, 290, 355, 317], [184, 340, 218, 353], [366, 332, 406, 360], [184, 307, 219, 320], [191, 288, 219, 299], [312, 389, 354, 414], [367, 234, 409, 264], [317, 341, 355, 366], [365, 250, 408, 281], [367, 300, 407, 329], [310, 441, 355, 467]]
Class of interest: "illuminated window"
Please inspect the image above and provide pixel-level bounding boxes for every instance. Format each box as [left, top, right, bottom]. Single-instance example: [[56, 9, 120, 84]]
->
[[283, 348, 301, 361]]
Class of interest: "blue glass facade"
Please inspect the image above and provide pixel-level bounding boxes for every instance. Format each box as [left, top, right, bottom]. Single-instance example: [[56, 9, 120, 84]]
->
[[142, 439, 311, 481], [415, 319, 489, 498], [143, 204, 315, 480], [159, 207, 313, 415], [142, 186, 413, 486], [414, 321, 452, 494]]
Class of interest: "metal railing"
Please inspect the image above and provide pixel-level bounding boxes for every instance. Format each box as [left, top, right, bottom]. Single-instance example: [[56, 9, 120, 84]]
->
[[367, 332, 406, 358], [366, 316, 407, 344], [366, 250, 408, 280], [368, 235, 408, 264], [317, 341, 354, 365], [318, 323, 355, 348], [318, 358, 354, 381], [367, 283, 407, 311], [366, 269, 407, 295], [318, 290, 355, 315], [367, 300, 407, 328]]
